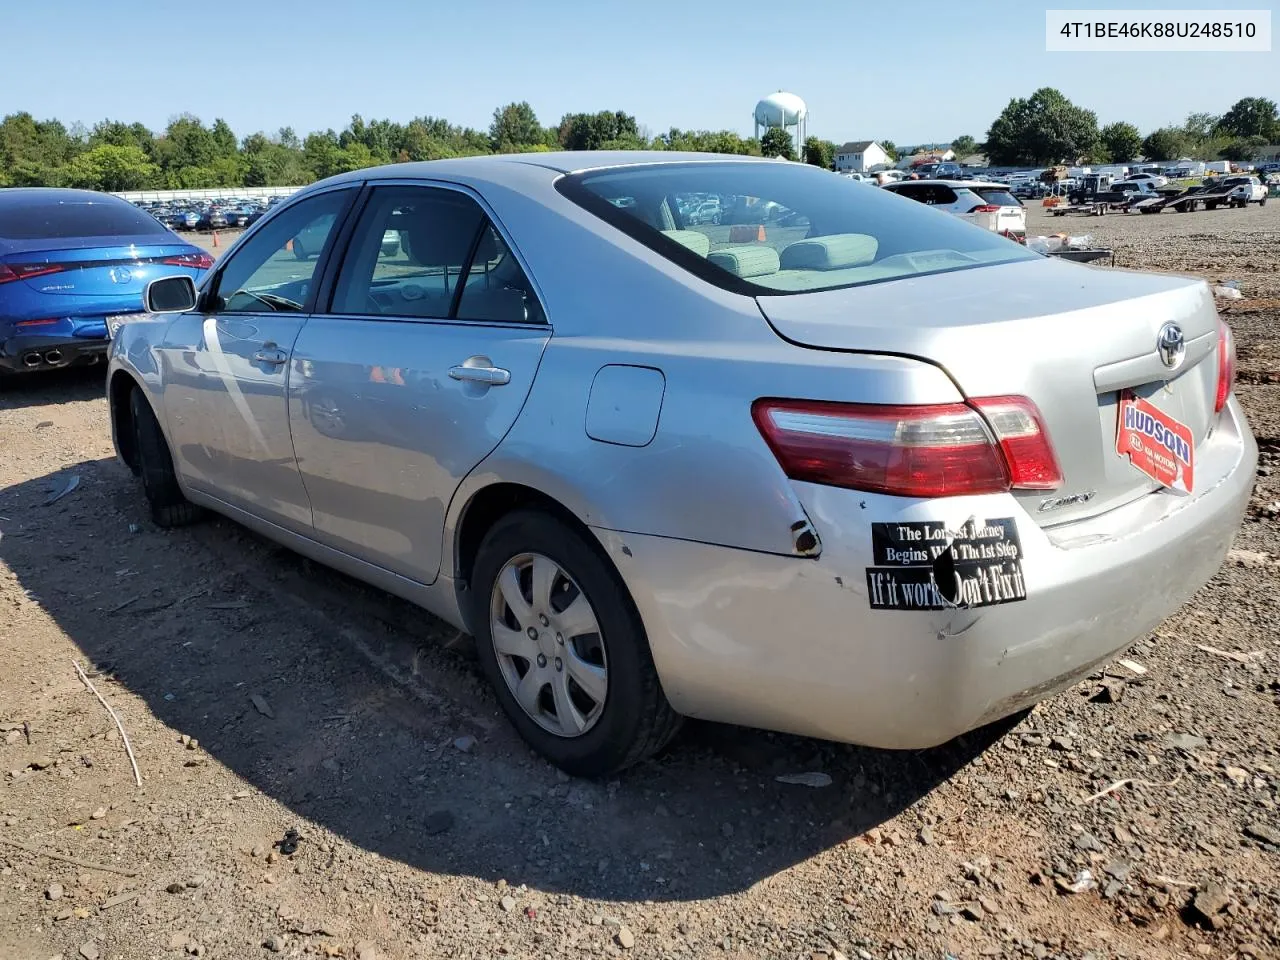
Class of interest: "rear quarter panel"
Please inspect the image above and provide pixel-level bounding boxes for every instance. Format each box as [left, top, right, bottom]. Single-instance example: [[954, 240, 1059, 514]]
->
[[444, 173, 964, 567]]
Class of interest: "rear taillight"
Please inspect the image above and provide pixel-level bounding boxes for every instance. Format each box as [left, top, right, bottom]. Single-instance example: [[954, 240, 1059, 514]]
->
[[1215, 318, 1236, 414], [162, 252, 215, 270], [752, 396, 1062, 498], [970, 204, 1001, 213], [0, 262, 66, 284], [15, 318, 60, 328]]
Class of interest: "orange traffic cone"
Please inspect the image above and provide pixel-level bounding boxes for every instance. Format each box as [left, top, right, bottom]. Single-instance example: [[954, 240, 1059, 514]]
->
[[212, 231, 219, 248], [757, 225, 766, 241]]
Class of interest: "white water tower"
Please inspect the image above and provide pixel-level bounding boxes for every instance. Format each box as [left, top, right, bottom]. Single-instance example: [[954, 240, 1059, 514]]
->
[[753, 91, 808, 157]]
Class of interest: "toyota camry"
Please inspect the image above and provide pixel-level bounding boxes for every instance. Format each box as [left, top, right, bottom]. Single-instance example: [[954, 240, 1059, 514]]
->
[[106, 153, 1256, 777]]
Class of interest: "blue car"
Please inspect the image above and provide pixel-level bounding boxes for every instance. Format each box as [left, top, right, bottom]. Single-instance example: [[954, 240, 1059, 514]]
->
[[0, 188, 213, 376]]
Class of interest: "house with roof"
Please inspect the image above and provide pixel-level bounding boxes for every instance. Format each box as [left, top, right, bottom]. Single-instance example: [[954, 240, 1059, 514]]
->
[[834, 141, 890, 173]]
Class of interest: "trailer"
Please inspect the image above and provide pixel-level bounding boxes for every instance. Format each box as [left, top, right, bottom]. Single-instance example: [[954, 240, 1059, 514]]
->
[[1134, 184, 1240, 213]]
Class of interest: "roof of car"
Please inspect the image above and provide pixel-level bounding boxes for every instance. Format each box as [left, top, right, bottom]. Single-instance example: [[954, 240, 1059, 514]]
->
[[0, 187, 133, 207], [305, 151, 790, 192], [885, 179, 1012, 188]]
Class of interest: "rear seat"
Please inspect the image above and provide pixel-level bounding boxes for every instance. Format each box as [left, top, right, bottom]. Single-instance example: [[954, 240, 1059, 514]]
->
[[779, 233, 878, 270], [661, 229, 712, 257], [707, 245, 780, 278]]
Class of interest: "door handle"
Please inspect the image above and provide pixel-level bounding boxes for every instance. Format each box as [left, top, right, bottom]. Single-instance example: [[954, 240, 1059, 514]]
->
[[253, 342, 287, 365], [449, 360, 510, 386]]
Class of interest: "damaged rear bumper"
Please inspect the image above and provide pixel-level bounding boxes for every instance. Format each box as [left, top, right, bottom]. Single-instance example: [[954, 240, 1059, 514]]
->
[[592, 397, 1256, 750]]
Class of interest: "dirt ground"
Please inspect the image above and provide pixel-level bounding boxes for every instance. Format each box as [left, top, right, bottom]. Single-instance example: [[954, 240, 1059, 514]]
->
[[1, 205, 1278, 960]]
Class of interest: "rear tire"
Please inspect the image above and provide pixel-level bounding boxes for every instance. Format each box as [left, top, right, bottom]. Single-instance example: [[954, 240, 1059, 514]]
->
[[471, 509, 682, 778], [129, 388, 203, 528]]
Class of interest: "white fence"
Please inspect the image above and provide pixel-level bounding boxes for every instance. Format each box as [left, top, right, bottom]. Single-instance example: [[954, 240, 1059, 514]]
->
[[111, 186, 303, 203]]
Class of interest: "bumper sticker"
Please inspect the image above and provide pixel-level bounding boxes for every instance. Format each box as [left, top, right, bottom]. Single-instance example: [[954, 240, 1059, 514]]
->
[[866, 518, 1026, 611]]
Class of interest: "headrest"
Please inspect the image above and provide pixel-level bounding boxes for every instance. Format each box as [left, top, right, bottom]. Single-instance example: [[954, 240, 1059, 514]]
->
[[661, 229, 711, 257], [780, 234, 879, 270], [471, 227, 503, 264], [708, 244, 780, 278]]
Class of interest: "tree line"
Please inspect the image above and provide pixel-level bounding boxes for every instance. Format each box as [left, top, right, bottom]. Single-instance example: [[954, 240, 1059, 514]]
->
[[974, 90, 1278, 167], [0, 103, 858, 193], [2, 93, 1275, 193]]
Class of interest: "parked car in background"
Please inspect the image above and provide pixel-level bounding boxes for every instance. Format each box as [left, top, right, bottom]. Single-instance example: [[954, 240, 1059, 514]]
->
[[932, 161, 964, 180], [1124, 172, 1168, 187], [109, 153, 1253, 777], [881, 179, 1027, 237], [0, 188, 213, 376]]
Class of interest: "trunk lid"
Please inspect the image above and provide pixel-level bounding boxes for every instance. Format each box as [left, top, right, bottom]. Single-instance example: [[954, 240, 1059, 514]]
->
[[1, 240, 200, 298], [755, 257, 1222, 527]]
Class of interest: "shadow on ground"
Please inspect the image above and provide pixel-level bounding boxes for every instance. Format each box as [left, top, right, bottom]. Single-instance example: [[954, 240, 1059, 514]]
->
[[0, 365, 106, 409], [1, 383, 1010, 903]]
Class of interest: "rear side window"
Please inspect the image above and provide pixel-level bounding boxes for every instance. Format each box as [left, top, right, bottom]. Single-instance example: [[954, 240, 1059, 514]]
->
[[557, 162, 1038, 296], [0, 193, 170, 240], [331, 185, 545, 324]]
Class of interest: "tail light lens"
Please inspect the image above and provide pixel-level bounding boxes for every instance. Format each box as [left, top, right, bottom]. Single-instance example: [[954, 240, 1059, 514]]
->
[[0, 262, 66, 284], [969, 204, 1001, 213], [752, 396, 1062, 498], [1215, 318, 1236, 414], [162, 252, 215, 270]]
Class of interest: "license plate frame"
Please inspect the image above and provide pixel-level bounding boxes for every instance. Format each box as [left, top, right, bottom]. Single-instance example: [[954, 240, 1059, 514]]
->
[[1116, 391, 1194, 493]]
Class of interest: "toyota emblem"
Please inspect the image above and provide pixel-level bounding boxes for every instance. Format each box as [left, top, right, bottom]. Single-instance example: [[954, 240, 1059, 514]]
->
[[1157, 321, 1185, 369]]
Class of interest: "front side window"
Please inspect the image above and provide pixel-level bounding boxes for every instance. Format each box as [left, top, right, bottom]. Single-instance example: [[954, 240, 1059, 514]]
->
[[557, 162, 1038, 296], [213, 190, 352, 314], [331, 185, 544, 324]]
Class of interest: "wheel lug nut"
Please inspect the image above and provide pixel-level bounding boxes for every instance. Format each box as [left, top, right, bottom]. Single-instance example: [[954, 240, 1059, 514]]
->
[[526, 627, 537, 639], [537, 654, 547, 668], [556, 634, 563, 645], [539, 614, 549, 627], [555, 657, 563, 672]]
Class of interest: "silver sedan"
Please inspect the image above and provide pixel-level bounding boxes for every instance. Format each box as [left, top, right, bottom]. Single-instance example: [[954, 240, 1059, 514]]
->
[[108, 152, 1257, 777]]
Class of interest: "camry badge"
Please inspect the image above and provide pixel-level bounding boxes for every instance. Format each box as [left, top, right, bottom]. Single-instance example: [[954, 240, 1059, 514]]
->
[[1038, 490, 1097, 513]]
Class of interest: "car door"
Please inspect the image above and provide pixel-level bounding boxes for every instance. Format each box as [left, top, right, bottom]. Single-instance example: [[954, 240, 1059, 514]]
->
[[158, 186, 357, 532], [287, 182, 552, 584]]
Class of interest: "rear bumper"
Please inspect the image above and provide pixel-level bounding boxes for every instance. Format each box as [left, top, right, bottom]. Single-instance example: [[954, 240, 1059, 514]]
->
[[595, 397, 1256, 749], [0, 332, 109, 373]]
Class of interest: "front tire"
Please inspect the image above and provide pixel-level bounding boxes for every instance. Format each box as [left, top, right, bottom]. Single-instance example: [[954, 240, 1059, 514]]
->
[[129, 388, 203, 528], [471, 509, 682, 778]]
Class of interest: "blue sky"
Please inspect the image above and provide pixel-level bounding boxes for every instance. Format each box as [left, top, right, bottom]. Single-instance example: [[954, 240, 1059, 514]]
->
[[6, 0, 1276, 145]]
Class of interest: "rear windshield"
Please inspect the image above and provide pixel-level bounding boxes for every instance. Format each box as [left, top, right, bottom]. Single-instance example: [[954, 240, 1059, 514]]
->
[[0, 194, 170, 241], [557, 162, 1039, 295], [972, 188, 1021, 207]]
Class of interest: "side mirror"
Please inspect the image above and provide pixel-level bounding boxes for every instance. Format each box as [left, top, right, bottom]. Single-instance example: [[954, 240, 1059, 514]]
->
[[145, 275, 198, 314]]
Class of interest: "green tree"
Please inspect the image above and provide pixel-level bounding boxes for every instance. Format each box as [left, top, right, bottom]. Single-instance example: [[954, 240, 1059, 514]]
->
[[802, 136, 836, 169], [652, 128, 760, 155], [1099, 121, 1142, 162], [950, 135, 978, 157], [60, 144, 158, 191], [1219, 135, 1269, 162], [1216, 97, 1279, 140], [210, 118, 238, 159], [1141, 127, 1187, 162], [760, 127, 795, 160], [557, 111, 641, 151], [489, 101, 542, 152], [879, 140, 898, 161], [984, 87, 1099, 165]]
